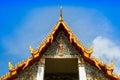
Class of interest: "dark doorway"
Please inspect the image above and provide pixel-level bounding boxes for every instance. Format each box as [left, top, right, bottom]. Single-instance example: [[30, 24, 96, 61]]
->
[[44, 58, 79, 80]]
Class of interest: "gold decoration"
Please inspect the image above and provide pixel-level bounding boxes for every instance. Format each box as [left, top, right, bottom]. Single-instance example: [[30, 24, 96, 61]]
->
[[84, 45, 93, 57], [8, 62, 13, 71], [109, 60, 114, 70], [92, 58, 101, 70], [22, 57, 32, 70], [29, 45, 34, 55], [106, 60, 114, 75], [59, 6, 63, 21], [89, 45, 93, 53], [56, 37, 66, 56]]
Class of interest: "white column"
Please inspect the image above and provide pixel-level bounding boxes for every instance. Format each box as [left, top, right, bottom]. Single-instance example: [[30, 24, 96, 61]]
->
[[36, 66, 44, 80], [79, 66, 87, 80]]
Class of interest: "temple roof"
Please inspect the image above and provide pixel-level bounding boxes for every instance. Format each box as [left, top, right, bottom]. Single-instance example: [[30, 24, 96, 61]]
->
[[0, 9, 120, 80]]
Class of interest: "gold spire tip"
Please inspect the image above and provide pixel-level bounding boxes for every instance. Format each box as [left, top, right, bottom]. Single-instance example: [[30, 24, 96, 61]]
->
[[59, 6, 63, 21]]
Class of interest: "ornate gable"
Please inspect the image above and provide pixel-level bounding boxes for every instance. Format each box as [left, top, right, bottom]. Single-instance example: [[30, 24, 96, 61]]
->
[[0, 8, 120, 80]]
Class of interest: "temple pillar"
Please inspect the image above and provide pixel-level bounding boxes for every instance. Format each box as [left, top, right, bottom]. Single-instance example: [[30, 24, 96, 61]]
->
[[78, 57, 87, 80], [79, 65, 87, 80], [36, 65, 44, 80]]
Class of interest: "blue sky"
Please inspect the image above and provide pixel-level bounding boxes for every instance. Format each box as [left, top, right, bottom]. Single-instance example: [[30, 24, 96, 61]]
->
[[0, 0, 120, 76]]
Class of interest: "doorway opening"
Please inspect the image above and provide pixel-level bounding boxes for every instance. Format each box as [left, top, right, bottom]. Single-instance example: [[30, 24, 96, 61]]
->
[[44, 58, 79, 80]]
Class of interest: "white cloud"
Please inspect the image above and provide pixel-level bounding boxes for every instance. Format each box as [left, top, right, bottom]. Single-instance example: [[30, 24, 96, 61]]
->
[[92, 36, 120, 74]]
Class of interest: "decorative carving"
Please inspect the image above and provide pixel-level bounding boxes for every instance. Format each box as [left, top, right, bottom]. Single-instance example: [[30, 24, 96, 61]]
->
[[106, 60, 114, 75], [18, 62, 38, 80], [56, 37, 66, 56], [44, 31, 77, 56], [8, 62, 13, 71], [22, 57, 33, 70], [109, 60, 114, 70], [83, 45, 93, 58], [92, 57, 101, 70], [29, 45, 35, 55], [89, 45, 93, 54], [85, 62, 109, 80]]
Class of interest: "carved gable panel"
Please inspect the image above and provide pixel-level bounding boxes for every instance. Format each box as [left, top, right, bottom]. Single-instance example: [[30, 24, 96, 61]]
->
[[85, 62, 109, 80], [16, 62, 38, 80], [44, 31, 79, 56]]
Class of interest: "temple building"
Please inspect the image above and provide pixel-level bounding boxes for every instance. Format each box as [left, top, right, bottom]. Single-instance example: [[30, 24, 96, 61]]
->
[[0, 8, 120, 80]]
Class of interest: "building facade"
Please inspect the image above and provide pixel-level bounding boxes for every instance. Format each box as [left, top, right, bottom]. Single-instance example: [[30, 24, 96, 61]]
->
[[0, 9, 120, 80]]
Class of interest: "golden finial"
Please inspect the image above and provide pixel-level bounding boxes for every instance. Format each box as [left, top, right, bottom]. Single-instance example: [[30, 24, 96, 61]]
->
[[59, 6, 63, 21], [89, 45, 93, 53], [8, 62, 13, 71], [110, 60, 114, 69], [29, 45, 34, 55]]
